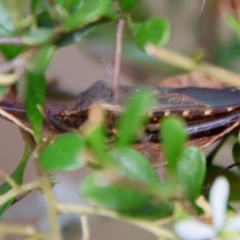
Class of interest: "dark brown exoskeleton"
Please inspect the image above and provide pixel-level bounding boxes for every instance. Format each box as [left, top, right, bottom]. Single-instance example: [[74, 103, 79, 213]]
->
[[1, 80, 240, 166]]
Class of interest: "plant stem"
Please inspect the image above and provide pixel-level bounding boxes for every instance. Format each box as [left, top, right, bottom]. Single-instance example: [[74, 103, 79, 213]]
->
[[0, 181, 40, 206], [56, 203, 177, 239], [0, 73, 19, 85], [0, 109, 34, 135], [0, 168, 18, 189], [33, 152, 61, 240], [81, 214, 90, 240], [0, 223, 49, 240], [0, 37, 26, 45], [113, 17, 125, 102], [146, 44, 240, 88]]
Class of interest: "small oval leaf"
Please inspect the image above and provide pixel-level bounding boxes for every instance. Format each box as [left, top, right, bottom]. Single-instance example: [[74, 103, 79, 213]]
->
[[40, 133, 85, 171], [28, 46, 56, 73], [63, 0, 111, 29], [177, 147, 206, 203], [80, 148, 175, 218], [161, 116, 187, 181], [22, 28, 54, 45], [117, 89, 155, 147], [0, 45, 24, 60], [109, 147, 162, 187], [226, 14, 240, 36], [0, 3, 15, 36], [119, 201, 173, 219], [24, 71, 46, 144], [0, 148, 29, 219], [119, 0, 140, 11], [80, 171, 150, 211], [131, 17, 170, 50]]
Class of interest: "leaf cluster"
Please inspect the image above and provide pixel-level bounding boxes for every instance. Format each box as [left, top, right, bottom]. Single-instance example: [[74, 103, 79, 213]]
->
[[1, 1, 240, 239]]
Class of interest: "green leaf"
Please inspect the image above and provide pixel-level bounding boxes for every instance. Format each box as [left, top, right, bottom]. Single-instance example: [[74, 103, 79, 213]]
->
[[119, 201, 173, 219], [0, 45, 25, 60], [28, 46, 56, 73], [177, 147, 206, 203], [81, 146, 161, 213], [0, 86, 9, 100], [30, 0, 41, 15], [1, 1, 25, 26], [36, 10, 55, 28], [0, 1, 32, 34], [86, 125, 107, 164], [109, 147, 162, 187], [226, 14, 240, 36], [54, 0, 83, 11], [24, 71, 46, 144], [119, 0, 140, 10], [130, 17, 170, 50], [40, 133, 86, 171], [160, 116, 187, 181], [22, 28, 55, 45], [232, 142, 240, 172], [0, 148, 30, 219], [116, 88, 154, 147], [80, 171, 150, 211], [0, 2, 15, 36], [63, 0, 112, 29], [80, 164, 174, 218], [55, 24, 98, 46], [81, 147, 176, 218]]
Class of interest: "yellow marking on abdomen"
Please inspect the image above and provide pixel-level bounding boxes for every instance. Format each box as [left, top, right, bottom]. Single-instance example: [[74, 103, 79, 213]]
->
[[182, 110, 190, 116], [204, 109, 212, 115], [164, 110, 171, 116]]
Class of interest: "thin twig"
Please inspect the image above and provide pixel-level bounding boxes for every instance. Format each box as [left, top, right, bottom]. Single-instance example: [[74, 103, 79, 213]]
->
[[0, 56, 26, 76], [0, 48, 36, 86], [56, 203, 177, 239], [0, 168, 18, 189], [0, 60, 18, 74], [19, 129, 37, 151], [80, 214, 90, 240], [0, 37, 26, 45], [205, 162, 240, 197], [0, 223, 50, 239], [0, 73, 19, 85], [145, 44, 240, 88], [33, 152, 61, 240], [113, 18, 125, 102], [0, 181, 40, 206], [155, 216, 174, 226], [0, 109, 34, 135]]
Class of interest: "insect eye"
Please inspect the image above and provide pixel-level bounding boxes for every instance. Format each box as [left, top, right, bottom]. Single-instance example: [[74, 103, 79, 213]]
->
[[57, 111, 67, 119]]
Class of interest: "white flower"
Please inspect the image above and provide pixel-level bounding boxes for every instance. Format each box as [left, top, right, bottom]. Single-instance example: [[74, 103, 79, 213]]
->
[[174, 177, 240, 240]]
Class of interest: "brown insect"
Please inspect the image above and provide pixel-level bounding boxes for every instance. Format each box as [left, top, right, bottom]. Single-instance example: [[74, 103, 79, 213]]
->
[[1, 80, 240, 166]]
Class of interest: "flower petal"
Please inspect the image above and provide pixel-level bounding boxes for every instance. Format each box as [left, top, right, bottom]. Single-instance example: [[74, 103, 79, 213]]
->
[[224, 214, 240, 232], [210, 177, 229, 231], [174, 219, 215, 240]]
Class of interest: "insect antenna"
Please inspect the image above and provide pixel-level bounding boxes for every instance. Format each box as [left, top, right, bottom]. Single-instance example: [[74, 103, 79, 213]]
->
[[204, 162, 240, 198]]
